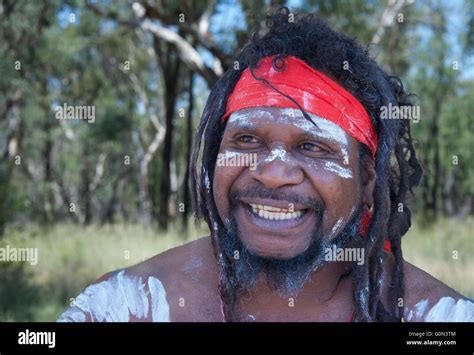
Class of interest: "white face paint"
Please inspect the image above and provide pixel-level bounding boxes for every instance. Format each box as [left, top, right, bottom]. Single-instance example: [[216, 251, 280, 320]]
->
[[233, 108, 353, 179], [405, 297, 474, 322], [280, 108, 350, 163], [264, 148, 289, 163], [229, 108, 350, 162], [227, 110, 273, 128], [57, 270, 170, 322], [331, 217, 344, 234], [349, 205, 356, 216], [323, 161, 353, 179]]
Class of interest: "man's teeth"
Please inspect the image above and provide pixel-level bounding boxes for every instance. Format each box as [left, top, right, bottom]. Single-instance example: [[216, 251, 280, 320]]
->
[[249, 203, 303, 220]]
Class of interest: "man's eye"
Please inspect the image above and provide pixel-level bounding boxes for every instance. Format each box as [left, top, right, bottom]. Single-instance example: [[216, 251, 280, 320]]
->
[[299, 142, 325, 152], [238, 135, 259, 144]]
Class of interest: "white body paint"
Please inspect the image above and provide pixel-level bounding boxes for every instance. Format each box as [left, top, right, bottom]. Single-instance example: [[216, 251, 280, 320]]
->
[[405, 297, 474, 322], [57, 270, 170, 322], [406, 299, 429, 321]]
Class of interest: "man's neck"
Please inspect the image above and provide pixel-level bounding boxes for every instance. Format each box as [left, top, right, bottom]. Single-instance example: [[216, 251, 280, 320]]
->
[[234, 261, 353, 321]]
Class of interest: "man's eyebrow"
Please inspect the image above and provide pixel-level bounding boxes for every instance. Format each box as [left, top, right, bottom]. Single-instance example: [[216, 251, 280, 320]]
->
[[226, 121, 256, 131], [298, 130, 335, 143]]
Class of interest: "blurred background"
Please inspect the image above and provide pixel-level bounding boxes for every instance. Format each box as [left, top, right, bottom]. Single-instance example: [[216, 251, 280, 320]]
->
[[0, 0, 473, 321]]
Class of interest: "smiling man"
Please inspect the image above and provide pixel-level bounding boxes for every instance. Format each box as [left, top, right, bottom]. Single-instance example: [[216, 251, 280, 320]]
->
[[58, 9, 474, 322]]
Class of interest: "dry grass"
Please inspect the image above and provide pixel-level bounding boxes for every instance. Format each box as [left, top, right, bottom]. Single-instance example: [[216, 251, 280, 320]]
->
[[402, 216, 474, 298]]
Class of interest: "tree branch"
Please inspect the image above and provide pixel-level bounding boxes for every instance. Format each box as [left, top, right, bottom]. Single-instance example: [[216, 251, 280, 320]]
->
[[85, 1, 221, 86], [371, 0, 414, 46]]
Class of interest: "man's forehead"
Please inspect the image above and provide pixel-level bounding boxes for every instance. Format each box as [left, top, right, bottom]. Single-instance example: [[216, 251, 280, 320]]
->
[[226, 107, 349, 144]]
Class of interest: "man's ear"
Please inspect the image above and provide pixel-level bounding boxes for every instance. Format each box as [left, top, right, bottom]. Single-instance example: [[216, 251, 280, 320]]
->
[[360, 154, 376, 207]]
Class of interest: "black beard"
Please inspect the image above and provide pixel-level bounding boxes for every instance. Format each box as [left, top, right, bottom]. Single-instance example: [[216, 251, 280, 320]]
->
[[219, 191, 364, 297]]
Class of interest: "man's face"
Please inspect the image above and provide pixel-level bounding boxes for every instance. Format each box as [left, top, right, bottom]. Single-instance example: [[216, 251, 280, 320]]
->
[[213, 107, 372, 260]]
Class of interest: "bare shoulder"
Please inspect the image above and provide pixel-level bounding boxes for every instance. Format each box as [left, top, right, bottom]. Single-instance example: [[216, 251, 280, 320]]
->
[[403, 261, 462, 302], [122, 235, 221, 321], [403, 261, 474, 322], [125, 235, 217, 280], [58, 236, 217, 322], [93, 235, 218, 298], [90, 235, 215, 281]]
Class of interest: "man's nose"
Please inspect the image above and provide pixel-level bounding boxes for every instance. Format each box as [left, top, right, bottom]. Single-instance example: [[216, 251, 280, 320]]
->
[[251, 147, 304, 189]]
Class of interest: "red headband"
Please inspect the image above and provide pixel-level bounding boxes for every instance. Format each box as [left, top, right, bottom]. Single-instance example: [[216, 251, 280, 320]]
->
[[221, 56, 378, 157]]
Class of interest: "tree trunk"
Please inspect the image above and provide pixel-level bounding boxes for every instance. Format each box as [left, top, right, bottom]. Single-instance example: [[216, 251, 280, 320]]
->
[[130, 112, 166, 229], [41, 80, 54, 224], [134, 117, 165, 229], [80, 146, 93, 225], [182, 69, 194, 228], [156, 41, 181, 230]]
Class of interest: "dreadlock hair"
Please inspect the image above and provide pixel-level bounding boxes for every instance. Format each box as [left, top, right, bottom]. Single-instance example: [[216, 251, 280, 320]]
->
[[190, 7, 422, 322]]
